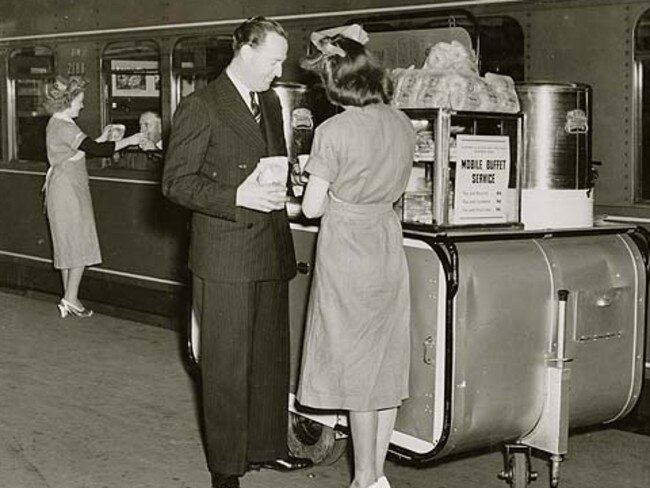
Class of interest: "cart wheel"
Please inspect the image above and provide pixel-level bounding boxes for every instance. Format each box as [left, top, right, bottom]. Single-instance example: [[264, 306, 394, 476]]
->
[[499, 446, 536, 488], [287, 413, 348, 465], [511, 451, 529, 488]]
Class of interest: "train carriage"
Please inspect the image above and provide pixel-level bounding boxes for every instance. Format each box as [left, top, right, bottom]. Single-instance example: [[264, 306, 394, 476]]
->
[[0, 0, 639, 324], [1, 1, 650, 487]]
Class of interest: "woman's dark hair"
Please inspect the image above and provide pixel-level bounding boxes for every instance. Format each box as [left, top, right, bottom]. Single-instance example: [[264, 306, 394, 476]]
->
[[233, 16, 287, 52], [301, 36, 393, 107]]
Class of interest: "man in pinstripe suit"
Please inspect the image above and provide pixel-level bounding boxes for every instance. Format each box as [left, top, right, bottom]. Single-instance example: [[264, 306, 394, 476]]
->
[[162, 17, 309, 488]]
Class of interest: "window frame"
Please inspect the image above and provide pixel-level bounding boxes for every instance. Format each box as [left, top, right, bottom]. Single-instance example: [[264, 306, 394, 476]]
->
[[634, 9, 650, 205], [99, 38, 162, 135], [98, 38, 163, 175], [634, 52, 648, 203], [170, 34, 234, 113], [7, 45, 55, 163]]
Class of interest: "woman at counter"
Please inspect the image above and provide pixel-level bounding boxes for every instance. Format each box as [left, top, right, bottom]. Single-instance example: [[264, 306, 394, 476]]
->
[[43, 76, 145, 318], [296, 26, 416, 488]]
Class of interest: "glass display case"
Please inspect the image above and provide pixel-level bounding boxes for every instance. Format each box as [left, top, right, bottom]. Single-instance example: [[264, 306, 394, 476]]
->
[[395, 109, 523, 228]]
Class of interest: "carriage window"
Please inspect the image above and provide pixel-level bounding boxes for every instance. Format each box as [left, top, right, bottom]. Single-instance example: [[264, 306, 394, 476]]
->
[[636, 12, 650, 201], [476, 16, 524, 81], [102, 40, 161, 135], [8, 46, 55, 162], [101, 40, 161, 171], [347, 12, 523, 80], [172, 36, 233, 110]]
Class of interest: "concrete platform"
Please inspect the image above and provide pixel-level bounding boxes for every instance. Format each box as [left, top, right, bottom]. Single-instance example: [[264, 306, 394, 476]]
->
[[0, 290, 649, 488]]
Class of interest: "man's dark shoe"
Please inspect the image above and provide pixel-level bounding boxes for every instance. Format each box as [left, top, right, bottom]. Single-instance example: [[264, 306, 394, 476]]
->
[[260, 456, 313, 472], [211, 472, 240, 488]]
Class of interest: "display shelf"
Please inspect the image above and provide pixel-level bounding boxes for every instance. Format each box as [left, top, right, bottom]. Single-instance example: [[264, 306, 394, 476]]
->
[[397, 108, 523, 229]]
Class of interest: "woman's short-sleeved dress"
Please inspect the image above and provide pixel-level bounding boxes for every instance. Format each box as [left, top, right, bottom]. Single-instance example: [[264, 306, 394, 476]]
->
[[296, 104, 416, 411], [45, 114, 102, 269]]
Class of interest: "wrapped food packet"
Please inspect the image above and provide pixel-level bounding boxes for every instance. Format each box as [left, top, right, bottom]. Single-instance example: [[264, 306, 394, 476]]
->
[[485, 73, 520, 113], [484, 72, 515, 93], [415, 70, 451, 109], [257, 156, 288, 185], [423, 40, 478, 74], [447, 73, 479, 111], [392, 68, 424, 108], [107, 124, 125, 141], [393, 42, 520, 113]]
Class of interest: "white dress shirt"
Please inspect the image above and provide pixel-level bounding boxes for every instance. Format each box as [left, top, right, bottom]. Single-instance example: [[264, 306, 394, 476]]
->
[[226, 67, 258, 115]]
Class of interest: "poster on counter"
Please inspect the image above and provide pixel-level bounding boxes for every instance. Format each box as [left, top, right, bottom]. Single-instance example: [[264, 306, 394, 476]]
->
[[452, 135, 510, 224]]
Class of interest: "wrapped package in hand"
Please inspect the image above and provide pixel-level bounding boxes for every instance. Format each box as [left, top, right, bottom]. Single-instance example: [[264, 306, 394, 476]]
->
[[257, 156, 289, 185], [107, 124, 125, 141]]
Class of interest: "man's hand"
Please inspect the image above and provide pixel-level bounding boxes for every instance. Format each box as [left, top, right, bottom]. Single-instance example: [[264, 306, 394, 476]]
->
[[139, 139, 158, 151], [236, 167, 288, 212]]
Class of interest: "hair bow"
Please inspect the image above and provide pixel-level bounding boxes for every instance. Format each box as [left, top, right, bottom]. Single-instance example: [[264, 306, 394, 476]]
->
[[53, 76, 68, 92], [311, 35, 346, 57], [311, 24, 369, 45], [310, 24, 370, 57]]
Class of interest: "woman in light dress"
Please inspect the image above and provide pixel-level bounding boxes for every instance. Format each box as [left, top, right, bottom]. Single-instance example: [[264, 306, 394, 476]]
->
[[296, 27, 415, 488], [43, 76, 145, 318]]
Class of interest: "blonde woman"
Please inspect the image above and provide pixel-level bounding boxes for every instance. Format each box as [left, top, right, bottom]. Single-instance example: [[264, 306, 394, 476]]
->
[[43, 76, 145, 318]]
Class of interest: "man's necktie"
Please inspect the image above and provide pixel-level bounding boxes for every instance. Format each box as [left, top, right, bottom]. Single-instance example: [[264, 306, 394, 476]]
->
[[250, 91, 261, 124]]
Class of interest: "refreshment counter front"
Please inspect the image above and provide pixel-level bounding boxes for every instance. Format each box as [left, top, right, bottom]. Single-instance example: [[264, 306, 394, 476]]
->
[[288, 221, 648, 487], [285, 109, 649, 488]]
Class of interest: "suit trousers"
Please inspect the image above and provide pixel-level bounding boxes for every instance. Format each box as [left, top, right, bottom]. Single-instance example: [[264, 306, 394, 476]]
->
[[193, 274, 290, 476]]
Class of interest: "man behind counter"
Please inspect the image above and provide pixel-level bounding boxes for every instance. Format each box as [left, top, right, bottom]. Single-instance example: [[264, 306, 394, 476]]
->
[[162, 16, 311, 488], [138, 111, 163, 151]]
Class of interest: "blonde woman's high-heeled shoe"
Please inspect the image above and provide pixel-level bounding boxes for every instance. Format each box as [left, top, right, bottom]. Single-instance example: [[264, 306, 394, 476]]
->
[[61, 299, 93, 318], [57, 300, 69, 318]]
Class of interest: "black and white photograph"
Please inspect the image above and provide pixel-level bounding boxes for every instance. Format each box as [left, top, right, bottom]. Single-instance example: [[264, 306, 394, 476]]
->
[[0, 1, 649, 488]]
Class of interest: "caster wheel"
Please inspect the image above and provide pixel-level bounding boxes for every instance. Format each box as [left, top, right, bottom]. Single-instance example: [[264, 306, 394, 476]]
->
[[287, 413, 348, 465]]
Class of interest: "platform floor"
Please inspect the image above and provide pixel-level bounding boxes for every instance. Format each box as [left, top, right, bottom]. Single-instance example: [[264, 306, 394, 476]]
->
[[0, 290, 649, 488]]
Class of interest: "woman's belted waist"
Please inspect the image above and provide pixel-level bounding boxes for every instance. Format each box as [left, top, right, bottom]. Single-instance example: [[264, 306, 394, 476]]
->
[[326, 193, 395, 219]]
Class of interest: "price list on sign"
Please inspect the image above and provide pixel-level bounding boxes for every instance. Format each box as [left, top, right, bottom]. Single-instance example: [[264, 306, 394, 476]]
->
[[452, 135, 511, 224]]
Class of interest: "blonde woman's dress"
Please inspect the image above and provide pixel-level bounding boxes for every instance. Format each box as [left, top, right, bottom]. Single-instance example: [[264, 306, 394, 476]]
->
[[297, 104, 416, 411], [45, 113, 101, 269]]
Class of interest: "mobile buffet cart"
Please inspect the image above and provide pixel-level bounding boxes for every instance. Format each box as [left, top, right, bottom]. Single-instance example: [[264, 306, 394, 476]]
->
[[285, 108, 649, 488]]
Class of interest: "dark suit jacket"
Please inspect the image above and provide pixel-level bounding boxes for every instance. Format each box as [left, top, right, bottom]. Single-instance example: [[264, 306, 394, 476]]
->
[[162, 73, 296, 283]]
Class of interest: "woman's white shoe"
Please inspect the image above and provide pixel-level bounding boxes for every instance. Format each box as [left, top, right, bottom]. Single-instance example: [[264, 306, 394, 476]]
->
[[60, 298, 94, 318], [376, 476, 391, 488], [57, 300, 69, 318]]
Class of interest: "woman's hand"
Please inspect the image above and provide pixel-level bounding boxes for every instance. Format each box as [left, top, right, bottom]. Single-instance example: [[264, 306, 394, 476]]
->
[[139, 139, 158, 151], [96, 125, 113, 143]]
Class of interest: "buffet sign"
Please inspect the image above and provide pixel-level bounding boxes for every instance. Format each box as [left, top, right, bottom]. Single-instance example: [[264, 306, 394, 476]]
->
[[452, 135, 511, 224]]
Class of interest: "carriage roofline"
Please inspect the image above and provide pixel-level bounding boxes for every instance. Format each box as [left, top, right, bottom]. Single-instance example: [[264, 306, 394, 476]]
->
[[0, 0, 520, 43]]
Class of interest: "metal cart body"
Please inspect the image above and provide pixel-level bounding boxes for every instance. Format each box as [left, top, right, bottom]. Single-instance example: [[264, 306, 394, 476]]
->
[[288, 222, 646, 481]]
